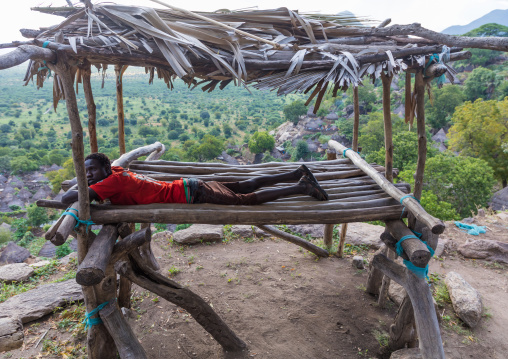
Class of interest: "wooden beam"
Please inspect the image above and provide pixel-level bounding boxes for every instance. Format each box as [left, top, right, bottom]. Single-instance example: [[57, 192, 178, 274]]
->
[[381, 72, 393, 183], [0, 45, 54, 70], [404, 72, 411, 124], [413, 70, 427, 202], [80, 60, 98, 153], [324, 150, 337, 249], [256, 225, 329, 257], [115, 64, 127, 155], [352, 86, 360, 152]]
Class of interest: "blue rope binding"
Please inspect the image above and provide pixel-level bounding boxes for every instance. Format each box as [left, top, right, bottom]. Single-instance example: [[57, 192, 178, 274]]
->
[[82, 300, 110, 330], [399, 195, 420, 219], [395, 234, 435, 280], [61, 208, 95, 233], [37, 41, 52, 77]]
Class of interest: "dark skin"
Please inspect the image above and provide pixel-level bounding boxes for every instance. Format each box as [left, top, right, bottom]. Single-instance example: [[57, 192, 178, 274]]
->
[[61, 159, 108, 205]]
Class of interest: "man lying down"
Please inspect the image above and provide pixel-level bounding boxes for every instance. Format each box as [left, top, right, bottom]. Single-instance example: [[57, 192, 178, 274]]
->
[[61, 153, 329, 206]]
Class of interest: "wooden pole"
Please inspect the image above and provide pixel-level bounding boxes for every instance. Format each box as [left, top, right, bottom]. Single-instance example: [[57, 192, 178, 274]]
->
[[412, 70, 427, 202], [80, 59, 98, 153], [337, 223, 348, 257], [381, 72, 393, 183], [405, 72, 411, 124], [256, 225, 329, 257], [323, 150, 337, 249], [328, 140, 445, 234], [352, 86, 360, 152], [50, 53, 116, 359], [115, 64, 127, 155]]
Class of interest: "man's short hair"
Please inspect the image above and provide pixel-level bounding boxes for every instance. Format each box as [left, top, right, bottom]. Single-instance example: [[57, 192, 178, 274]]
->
[[85, 152, 112, 175]]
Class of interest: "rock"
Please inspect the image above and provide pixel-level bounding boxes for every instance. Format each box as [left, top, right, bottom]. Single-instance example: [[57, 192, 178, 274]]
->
[[458, 239, 508, 264], [434, 238, 450, 257], [68, 238, 78, 252], [230, 225, 254, 238], [0, 174, 7, 183], [152, 231, 172, 242], [0, 242, 31, 265], [16, 188, 31, 201], [352, 256, 364, 269], [445, 271, 483, 328], [31, 187, 52, 201], [388, 281, 407, 306], [173, 224, 224, 245], [390, 348, 422, 359], [345, 223, 384, 249], [38, 241, 57, 258], [0, 280, 83, 324], [462, 217, 474, 224], [286, 224, 324, 238], [0, 222, 11, 232], [477, 208, 485, 217], [0, 263, 34, 283], [29, 260, 51, 268], [59, 252, 77, 266], [0, 317, 23, 352], [6, 198, 24, 210], [253, 226, 270, 238], [490, 186, 508, 211]]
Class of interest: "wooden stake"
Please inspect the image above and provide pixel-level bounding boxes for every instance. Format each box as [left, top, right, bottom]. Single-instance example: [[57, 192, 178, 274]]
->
[[352, 86, 360, 152], [115, 64, 127, 155], [413, 70, 427, 202], [80, 59, 98, 153], [381, 72, 393, 183], [337, 223, 348, 257], [404, 72, 411, 124], [324, 150, 337, 249]]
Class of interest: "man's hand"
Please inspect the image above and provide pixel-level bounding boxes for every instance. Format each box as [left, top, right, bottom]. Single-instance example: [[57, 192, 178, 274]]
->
[[61, 188, 100, 205]]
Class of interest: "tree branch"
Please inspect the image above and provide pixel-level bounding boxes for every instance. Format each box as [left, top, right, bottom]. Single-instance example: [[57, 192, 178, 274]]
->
[[0, 45, 55, 70]]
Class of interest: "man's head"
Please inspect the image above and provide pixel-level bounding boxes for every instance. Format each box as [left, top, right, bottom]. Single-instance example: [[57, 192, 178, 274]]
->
[[85, 153, 112, 185]]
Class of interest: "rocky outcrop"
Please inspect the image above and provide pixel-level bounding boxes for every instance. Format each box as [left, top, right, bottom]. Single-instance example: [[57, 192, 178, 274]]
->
[[445, 271, 483, 328], [458, 239, 508, 264], [0, 317, 23, 352], [173, 224, 224, 244], [0, 242, 30, 265], [0, 263, 34, 283]]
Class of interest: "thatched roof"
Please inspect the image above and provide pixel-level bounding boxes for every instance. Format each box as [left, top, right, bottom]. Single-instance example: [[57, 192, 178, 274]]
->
[[4, 1, 506, 111]]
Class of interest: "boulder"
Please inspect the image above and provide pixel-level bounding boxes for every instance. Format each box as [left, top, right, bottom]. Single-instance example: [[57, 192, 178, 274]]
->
[[286, 224, 324, 238], [230, 225, 254, 238], [0, 222, 11, 232], [388, 281, 407, 306], [173, 224, 223, 245], [444, 271, 483, 328], [29, 260, 51, 268], [38, 241, 57, 258], [0, 263, 34, 283], [390, 348, 422, 359], [352, 256, 364, 269], [59, 252, 77, 266], [458, 239, 508, 264], [345, 223, 384, 249], [253, 226, 270, 238], [0, 317, 23, 352], [490, 186, 508, 211], [0, 242, 31, 265], [0, 280, 83, 323], [434, 238, 450, 257], [152, 231, 172, 242], [0, 174, 7, 183]]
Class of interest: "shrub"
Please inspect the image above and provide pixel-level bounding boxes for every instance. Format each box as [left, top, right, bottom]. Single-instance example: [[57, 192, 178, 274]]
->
[[0, 228, 11, 246], [55, 242, 72, 259]]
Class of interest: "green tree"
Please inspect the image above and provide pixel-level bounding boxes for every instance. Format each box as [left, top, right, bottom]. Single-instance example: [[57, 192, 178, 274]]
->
[[10, 156, 38, 173], [456, 24, 508, 68], [464, 67, 497, 101], [189, 135, 224, 161], [448, 98, 508, 186], [398, 154, 495, 217], [45, 158, 75, 193], [26, 203, 49, 227], [283, 100, 307, 125], [248, 131, 275, 154], [358, 112, 409, 154], [293, 140, 309, 160], [425, 85, 465, 129], [345, 82, 377, 112]]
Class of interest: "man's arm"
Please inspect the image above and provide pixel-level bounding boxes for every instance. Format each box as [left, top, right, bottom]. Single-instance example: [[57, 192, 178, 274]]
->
[[61, 187, 100, 205]]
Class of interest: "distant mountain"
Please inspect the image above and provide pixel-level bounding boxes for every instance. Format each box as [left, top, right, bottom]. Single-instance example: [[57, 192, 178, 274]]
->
[[441, 9, 508, 35]]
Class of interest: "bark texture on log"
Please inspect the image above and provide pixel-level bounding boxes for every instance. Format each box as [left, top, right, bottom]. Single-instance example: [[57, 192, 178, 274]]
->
[[381, 72, 393, 183], [80, 60, 98, 153], [115, 64, 127, 155], [112, 142, 165, 168], [0, 45, 55, 70], [385, 220, 431, 267]]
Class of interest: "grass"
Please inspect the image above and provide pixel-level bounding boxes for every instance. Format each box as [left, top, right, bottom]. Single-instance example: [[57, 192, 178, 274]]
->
[[372, 329, 389, 348], [167, 265, 181, 277], [433, 281, 451, 307]]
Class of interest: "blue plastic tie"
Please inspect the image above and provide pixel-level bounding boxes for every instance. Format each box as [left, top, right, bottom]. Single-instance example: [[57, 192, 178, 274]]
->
[[399, 195, 420, 219], [395, 234, 435, 280], [61, 208, 95, 233], [37, 41, 52, 77], [82, 300, 110, 330], [454, 221, 486, 236], [342, 148, 352, 158]]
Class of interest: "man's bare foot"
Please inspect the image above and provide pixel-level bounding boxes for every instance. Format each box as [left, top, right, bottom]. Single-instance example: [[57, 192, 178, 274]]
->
[[296, 164, 318, 184], [299, 175, 329, 201]]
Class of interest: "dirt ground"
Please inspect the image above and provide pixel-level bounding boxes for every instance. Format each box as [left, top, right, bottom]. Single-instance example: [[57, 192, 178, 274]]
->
[[3, 211, 507, 359]]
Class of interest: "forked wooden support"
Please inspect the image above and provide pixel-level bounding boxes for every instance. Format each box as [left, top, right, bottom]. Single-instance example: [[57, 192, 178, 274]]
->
[[115, 254, 247, 352], [371, 254, 444, 359]]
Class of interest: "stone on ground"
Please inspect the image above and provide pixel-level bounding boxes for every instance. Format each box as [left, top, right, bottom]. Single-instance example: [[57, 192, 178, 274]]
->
[[59, 252, 77, 266], [390, 348, 422, 358], [444, 271, 483, 328], [230, 225, 254, 238], [352, 256, 365, 269], [29, 260, 51, 268], [0, 263, 34, 283], [286, 224, 324, 238], [388, 281, 407, 306], [253, 226, 270, 238], [152, 231, 172, 242], [38, 241, 57, 258], [173, 224, 223, 244], [345, 223, 384, 249], [458, 239, 508, 264], [0, 317, 23, 352], [0, 242, 31, 265], [0, 280, 83, 323]]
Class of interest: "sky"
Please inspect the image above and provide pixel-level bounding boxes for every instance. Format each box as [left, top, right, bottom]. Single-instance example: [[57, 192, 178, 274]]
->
[[1, 0, 507, 45]]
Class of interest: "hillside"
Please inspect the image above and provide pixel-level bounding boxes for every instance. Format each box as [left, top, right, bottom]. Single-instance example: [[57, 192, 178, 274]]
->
[[441, 9, 508, 34]]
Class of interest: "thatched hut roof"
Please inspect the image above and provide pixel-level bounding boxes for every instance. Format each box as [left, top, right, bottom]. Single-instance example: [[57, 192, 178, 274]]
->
[[2, 2, 507, 111]]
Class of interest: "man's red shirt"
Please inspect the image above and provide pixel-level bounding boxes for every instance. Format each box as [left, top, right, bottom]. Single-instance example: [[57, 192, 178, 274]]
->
[[90, 166, 186, 205]]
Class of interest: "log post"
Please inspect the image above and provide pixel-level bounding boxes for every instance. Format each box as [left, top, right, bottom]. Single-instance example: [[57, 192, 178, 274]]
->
[[381, 72, 393, 183], [80, 59, 98, 153], [372, 254, 444, 359], [405, 72, 411, 124], [48, 202, 79, 245], [388, 295, 417, 352], [115, 258, 247, 352], [352, 86, 360, 152], [257, 225, 329, 257], [51, 53, 116, 359], [337, 223, 348, 257], [366, 246, 386, 295], [99, 301, 147, 359], [323, 150, 337, 249], [377, 249, 394, 307], [138, 223, 160, 271], [384, 220, 431, 267], [76, 225, 118, 286], [115, 64, 127, 155]]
